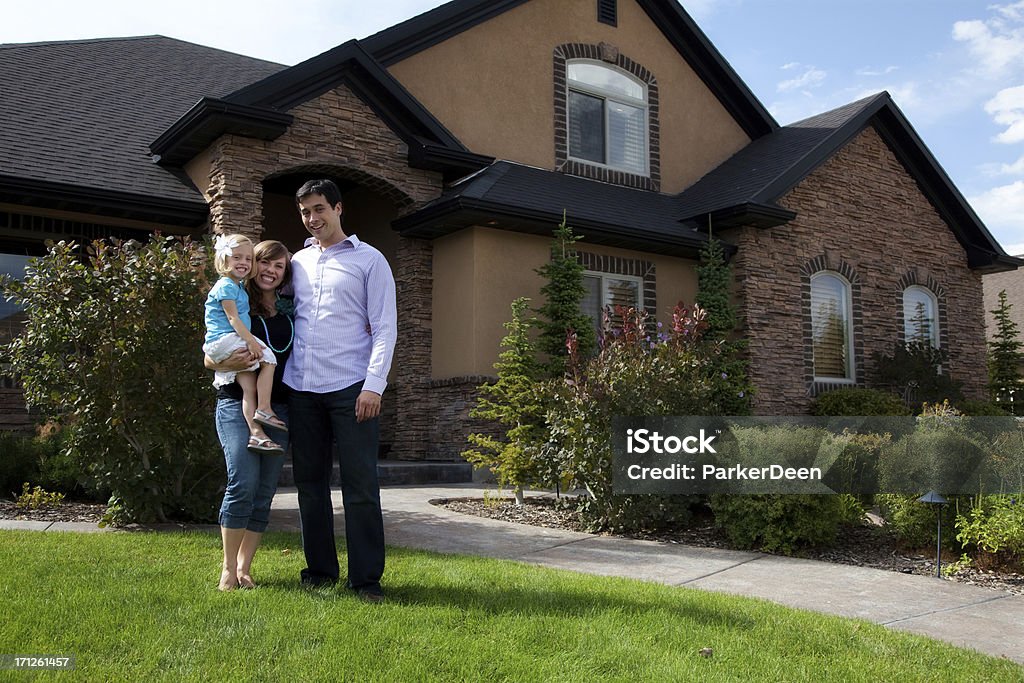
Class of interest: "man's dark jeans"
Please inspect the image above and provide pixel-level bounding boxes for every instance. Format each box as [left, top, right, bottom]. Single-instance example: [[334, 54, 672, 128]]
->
[[289, 382, 384, 591]]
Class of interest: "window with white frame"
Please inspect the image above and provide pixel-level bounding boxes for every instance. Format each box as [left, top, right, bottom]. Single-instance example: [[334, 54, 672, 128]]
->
[[902, 286, 939, 347], [582, 271, 643, 334], [810, 272, 854, 382], [567, 60, 648, 176]]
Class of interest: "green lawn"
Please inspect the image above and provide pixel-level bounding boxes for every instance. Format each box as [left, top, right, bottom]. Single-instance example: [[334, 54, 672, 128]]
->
[[0, 530, 1020, 682]]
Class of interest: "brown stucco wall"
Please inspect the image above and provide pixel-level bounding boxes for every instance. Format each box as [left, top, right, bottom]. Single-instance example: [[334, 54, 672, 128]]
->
[[730, 126, 987, 415], [387, 0, 750, 193], [431, 226, 699, 378]]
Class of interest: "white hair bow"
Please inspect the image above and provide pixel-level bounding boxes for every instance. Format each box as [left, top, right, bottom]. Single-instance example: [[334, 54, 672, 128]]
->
[[214, 234, 240, 259]]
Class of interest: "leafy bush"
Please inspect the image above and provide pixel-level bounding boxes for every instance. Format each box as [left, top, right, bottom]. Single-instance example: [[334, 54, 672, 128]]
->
[[464, 298, 547, 503], [1, 237, 223, 523], [955, 399, 1010, 416], [543, 304, 740, 531], [872, 342, 963, 410], [956, 494, 1024, 568], [709, 494, 863, 554], [0, 430, 84, 499], [15, 483, 65, 510], [810, 388, 911, 416], [876, 493, 966, 550]]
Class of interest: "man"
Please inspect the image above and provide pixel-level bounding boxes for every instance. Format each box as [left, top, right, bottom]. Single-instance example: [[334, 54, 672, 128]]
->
[[285, 178, 397, 601]]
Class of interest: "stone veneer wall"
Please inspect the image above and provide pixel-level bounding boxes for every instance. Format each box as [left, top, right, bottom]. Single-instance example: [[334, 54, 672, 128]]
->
[[729, 126, 987, 415], [202, 83, 445, 459], [425, 376, 504, 460]]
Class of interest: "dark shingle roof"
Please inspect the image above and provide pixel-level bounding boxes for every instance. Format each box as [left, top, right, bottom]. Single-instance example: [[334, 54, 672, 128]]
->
[[675, 94, 881, 221], [394, 161, 711, 257], [0, 36, 284, 216]]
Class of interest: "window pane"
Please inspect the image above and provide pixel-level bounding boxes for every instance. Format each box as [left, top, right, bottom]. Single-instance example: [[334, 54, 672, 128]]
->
[[568, 90, 605, 164], [607, 101, 646, 174], [568, 62, 644, 100], [0, 254, 31, 324], [581, 274, 602, 331], [605, 277, 640, 311], [0, 253, 31, 350], [811, 275, 851, 379], [903, 288, 937, 347]]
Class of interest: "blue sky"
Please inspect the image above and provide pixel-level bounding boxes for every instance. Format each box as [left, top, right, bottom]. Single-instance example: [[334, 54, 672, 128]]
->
[[4, 0, 1024, 253]]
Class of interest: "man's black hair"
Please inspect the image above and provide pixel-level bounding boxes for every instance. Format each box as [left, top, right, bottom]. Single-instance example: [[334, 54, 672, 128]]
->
[[296, 179, 342, 208]]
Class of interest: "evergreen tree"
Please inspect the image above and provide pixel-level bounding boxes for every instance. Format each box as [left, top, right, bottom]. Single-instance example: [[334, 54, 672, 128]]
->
[[695, 236, 753, 415], [463, 298, 546, 504], [988, 289, 1024, 414], [535, 216, 596, 376]]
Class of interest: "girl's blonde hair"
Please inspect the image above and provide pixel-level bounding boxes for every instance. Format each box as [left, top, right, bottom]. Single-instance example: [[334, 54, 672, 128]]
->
[[213, 233, 254, 277]]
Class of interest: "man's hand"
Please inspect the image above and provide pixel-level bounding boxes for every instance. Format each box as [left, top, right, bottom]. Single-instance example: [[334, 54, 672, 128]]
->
[[355, 390, 382, 423]]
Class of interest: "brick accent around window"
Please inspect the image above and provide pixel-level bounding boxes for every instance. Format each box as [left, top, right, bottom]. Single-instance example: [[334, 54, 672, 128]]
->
[[799, 257, 864, 397], [896, 271, 948, 351], [577, 250, 657, 320], [553, 43, 660, 191]]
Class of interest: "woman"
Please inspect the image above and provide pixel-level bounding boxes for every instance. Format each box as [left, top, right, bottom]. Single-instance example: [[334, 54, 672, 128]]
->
[[205, 239, 294, 591]]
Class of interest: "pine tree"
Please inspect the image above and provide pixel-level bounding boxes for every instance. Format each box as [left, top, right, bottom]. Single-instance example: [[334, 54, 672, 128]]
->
[[463, 298, 546, 504], [695, 235, 753, 415], [535, 216, 596, 376], [988, 289, 1024, 414]]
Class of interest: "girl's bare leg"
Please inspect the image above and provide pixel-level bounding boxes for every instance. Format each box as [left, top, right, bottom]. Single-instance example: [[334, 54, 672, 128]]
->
[[236, 530, 263, 588], [220, 526, 245, 591]]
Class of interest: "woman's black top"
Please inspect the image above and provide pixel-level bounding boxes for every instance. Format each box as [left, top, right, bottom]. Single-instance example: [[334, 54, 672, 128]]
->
[[215, 309, 293, 404]]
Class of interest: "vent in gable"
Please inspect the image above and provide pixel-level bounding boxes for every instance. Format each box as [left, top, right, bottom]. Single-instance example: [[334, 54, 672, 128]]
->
[[598, 0, 617, 26]]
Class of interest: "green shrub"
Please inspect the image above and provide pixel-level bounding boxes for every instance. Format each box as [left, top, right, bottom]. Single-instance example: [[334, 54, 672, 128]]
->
[[956, 494, 1024, 567], [0, 432, 42, 498], [809, 388, 911, 416], [876, 493, 963, 550], [955, 399, 1010, 416], [543, 303, 733, 531], [873, 342, 963, 410], [1, 237, 223, 523], [15, 483, 65, 510], [709, 494, 863, 554], [464, 298, 547, 503]]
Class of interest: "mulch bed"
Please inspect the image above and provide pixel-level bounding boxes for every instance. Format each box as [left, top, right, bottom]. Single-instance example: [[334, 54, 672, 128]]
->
[[438, 496, 1024, 596], [0, 499, 107, 524]]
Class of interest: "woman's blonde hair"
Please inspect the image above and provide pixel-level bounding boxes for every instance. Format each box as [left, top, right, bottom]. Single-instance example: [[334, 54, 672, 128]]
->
[[213, 233, 254, 277]]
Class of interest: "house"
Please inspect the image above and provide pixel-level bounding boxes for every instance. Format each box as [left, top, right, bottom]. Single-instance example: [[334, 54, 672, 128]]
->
[[1, 0, 1017, 451]]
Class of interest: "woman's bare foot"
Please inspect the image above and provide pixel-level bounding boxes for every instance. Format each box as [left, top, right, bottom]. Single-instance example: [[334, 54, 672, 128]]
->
[[219, 567, 238, 592], [237, 572, 255, 589]]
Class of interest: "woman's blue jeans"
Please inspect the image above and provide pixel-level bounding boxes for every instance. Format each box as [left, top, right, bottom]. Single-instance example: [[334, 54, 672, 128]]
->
[[216, 398, 288, 532]]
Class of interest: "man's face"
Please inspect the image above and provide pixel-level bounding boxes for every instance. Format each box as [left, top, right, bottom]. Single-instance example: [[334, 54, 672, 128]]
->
[[298, 193, 344, 247]]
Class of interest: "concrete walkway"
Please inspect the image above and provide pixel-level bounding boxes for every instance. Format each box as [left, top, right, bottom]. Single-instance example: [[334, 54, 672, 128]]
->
[[4, 483, 1022, 665]]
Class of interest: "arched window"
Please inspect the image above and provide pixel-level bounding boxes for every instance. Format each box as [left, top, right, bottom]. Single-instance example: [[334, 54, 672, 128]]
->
[[903, 286, 939, 347], [567, 60, 648, 175], [810, 272, 854, 381]]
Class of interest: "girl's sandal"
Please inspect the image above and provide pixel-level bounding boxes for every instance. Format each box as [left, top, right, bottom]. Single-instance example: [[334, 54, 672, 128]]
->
[[254, 410, 288, 432], [247, 436, 284, 454]]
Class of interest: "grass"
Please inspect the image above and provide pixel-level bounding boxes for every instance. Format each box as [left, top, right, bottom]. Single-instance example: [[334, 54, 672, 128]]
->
[[0, 530, 1021, 682]]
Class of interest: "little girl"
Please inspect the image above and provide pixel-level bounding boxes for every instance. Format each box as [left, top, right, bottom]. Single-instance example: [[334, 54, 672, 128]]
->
[[203, 234, 287, 453]]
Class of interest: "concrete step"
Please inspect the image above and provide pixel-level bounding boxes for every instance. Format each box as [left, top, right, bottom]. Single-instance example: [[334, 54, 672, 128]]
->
[[279, 459, 473, 487]]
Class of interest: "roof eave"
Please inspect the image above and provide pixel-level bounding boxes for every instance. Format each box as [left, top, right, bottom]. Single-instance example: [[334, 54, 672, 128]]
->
[[685, 202, 797, 231], [0, 174, 209, 228], [394, 196, 711, 258], [150, 97, 293, 167]]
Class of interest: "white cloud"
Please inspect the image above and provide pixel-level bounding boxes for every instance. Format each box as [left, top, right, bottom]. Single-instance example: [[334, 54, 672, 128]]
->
[[777, 66, 826, 93], [968, 181, 1024, 250], [999, 154, 1024, 175], [985, 85, 1024, 143], [855, 65, 898, 77], [952, 3, 1024, 76]]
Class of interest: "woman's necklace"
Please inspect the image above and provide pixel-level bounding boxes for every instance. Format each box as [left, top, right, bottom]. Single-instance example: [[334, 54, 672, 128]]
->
[[258, 315, 294, 353], [257, 296, 294, 353]]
